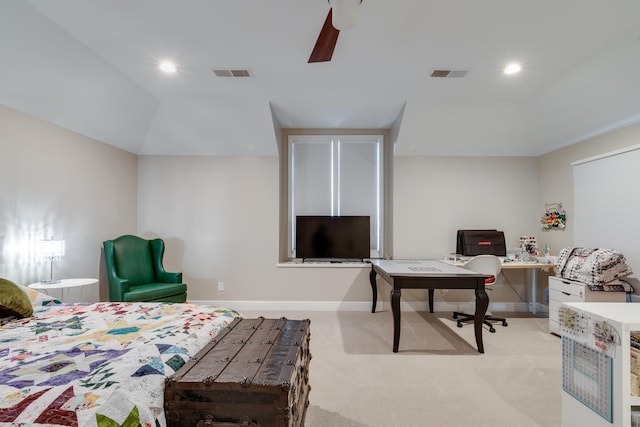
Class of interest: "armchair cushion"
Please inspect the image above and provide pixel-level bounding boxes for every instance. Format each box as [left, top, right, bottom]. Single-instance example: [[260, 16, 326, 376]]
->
[[103, 235, 187, 303], [123, 283, 187, 303]]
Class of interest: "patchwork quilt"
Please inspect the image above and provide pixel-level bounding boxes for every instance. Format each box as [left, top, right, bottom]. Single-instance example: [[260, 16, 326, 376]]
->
[[0, 291, 239, 427]]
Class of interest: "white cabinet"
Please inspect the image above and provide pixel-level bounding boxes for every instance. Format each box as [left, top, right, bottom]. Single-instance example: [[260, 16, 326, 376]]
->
[[559, 302, 640, 427], [549, 276, 627, 335]]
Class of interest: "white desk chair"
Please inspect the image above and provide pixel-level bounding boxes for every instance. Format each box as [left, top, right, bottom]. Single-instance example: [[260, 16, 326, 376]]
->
[[453, 255, 508, 333]]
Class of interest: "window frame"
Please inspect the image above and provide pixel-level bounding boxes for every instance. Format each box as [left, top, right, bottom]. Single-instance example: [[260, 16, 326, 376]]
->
[[279, 129, 393, 262]]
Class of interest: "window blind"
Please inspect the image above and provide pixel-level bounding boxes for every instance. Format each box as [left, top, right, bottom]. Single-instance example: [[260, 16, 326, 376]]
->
[[572, 144, 640, 281]]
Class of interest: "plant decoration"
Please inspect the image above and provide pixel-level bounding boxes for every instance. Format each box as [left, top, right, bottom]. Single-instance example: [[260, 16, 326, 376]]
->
[[541, 202, 566, 230]]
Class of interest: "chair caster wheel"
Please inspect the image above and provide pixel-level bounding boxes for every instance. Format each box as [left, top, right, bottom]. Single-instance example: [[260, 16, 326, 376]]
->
[[453, 314, 459, 319], [502, 321, 508, 327], [457, 322, 463, 328], [489, 327, 496, 333]]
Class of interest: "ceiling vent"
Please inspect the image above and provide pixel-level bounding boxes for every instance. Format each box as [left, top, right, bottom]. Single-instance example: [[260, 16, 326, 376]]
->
[[213, 69, 252, 77], [430, 69, 469, 78]]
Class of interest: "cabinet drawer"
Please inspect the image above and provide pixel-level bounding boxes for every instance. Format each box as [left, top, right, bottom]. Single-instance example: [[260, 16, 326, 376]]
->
[[550, 287, 584, 302], [549, 277, 584, 298]]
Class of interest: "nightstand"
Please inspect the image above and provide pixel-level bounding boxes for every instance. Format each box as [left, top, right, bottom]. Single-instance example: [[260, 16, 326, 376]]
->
[[29, 278, 98, 303]]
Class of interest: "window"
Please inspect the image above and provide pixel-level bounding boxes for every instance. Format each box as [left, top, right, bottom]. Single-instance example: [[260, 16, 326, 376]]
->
[[285, 134, 386, 259]]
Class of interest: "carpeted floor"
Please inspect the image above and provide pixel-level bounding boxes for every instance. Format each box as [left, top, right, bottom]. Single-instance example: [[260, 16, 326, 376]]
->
[[240, 309, 562, 427]]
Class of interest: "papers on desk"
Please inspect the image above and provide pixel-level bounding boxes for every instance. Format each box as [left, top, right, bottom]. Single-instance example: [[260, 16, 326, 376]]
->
[[371, 259, 481, 276]]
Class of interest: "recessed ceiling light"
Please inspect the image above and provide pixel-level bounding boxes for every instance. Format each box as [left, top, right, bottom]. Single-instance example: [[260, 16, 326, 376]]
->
[[504, 63, 522, 75], [159, 61, 177, 73]]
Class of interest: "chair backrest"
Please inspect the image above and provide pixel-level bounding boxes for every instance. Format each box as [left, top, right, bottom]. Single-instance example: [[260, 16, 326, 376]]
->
[[462, 255, 502, 285], [109, 235, 156, 285]]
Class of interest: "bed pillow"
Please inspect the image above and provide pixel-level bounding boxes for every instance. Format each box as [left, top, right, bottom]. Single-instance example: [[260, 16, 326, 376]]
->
[[27, 286, 63, 309], [12, 281, 62, 309], [0, 278, 34, 318]]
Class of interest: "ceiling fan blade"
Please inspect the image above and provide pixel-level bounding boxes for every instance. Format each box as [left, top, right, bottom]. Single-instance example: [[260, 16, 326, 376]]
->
[[308, 9, 340, 63]]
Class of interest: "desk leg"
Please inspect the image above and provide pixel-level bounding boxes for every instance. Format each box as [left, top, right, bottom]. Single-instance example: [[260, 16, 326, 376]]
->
[[428, 289, 434, 313], [474, 282, 489, 354], [531, 269, 539, 314], [369, 269, 378, 313], [391, 288, 401, 353]]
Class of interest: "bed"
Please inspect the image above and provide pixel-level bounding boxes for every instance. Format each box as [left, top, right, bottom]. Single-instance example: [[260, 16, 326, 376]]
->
[[0, 279, 239, 426]]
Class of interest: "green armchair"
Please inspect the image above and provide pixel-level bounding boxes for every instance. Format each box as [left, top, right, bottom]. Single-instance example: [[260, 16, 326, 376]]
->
[[103, 235, 187, 303]]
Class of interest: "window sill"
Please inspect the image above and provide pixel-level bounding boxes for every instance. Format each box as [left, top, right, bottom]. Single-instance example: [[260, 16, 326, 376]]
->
[[277, 261, 371, 268]]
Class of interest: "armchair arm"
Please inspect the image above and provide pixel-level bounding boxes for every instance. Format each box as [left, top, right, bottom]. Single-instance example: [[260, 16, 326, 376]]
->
[[150, 238, 183, 283], [109, 276, 131, 301], [157, 270, 183, 283]]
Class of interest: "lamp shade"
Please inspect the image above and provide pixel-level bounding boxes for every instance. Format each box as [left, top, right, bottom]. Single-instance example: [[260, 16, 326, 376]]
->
[[330, 0, 361, 31], [37, 238, 65, 260]]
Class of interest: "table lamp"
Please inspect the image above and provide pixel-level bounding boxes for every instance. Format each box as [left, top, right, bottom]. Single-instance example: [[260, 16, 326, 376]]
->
[[37, 236, 65, 283]]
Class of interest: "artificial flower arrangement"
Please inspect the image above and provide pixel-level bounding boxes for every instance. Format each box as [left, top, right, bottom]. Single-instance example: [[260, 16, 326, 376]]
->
[[541, 202, 566, 229]]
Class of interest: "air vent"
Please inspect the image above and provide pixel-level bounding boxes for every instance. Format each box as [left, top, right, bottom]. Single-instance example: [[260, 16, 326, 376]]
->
[[213, 69, 252, 77], [430, 69, 469, 78]]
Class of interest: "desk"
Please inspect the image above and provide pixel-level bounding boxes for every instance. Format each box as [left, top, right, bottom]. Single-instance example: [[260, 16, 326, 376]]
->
[[442, 259, 556, 314], [369, 259, 490, 353], [29, 278, 98, 302], [502, 261, 555, 314]]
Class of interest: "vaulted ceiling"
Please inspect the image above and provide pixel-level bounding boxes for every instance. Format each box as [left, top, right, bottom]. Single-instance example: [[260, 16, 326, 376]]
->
[[2, 1, 640, 156]]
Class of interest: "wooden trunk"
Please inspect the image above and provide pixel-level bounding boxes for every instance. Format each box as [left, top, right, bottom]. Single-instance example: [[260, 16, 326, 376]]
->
[[165, 317, 311, 427]]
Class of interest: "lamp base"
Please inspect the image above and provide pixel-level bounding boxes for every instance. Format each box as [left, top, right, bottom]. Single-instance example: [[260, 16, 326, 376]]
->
[[42, 259, 61, 284]]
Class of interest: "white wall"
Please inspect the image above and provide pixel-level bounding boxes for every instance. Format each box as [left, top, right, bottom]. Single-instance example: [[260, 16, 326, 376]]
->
[[393, 156, 541, 307], [137, 156, 281, 301], [6, 103, 640, 310], [394, 156, 539, 257], [537, 121, 640, 255], [137, 155, 373, 308], [138, 154, 541, 310], [0, 105, 137, 302], [537, 121, 640, 298]]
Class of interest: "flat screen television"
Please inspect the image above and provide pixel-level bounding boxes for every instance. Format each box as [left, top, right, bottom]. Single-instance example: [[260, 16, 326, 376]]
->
[[295, 215, 370, 261]]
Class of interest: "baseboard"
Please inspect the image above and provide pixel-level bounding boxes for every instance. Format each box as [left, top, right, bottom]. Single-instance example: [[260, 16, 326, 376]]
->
[[188, 300, 380, 312], [188, 299, 535, 313]]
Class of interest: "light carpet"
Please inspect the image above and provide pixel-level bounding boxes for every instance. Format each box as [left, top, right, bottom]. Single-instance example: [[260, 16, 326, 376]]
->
[[240, 309, 562, 427]]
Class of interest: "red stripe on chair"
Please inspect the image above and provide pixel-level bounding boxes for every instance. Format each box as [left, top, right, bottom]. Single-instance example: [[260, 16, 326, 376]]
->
[[485, 276, 496, 284]]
